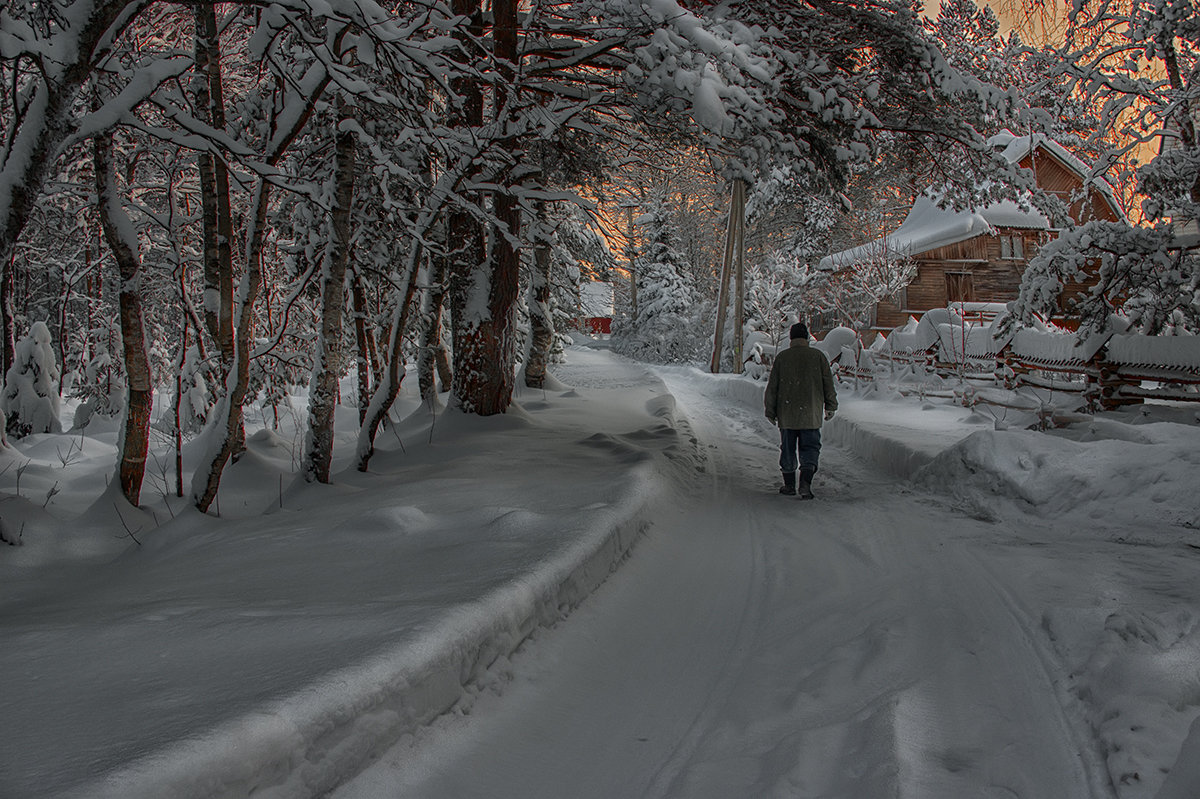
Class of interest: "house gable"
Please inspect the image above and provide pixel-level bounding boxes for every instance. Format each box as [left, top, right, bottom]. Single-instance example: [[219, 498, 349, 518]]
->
[[820, 133, 1123, 332], [1018, 147, 1123, 224]]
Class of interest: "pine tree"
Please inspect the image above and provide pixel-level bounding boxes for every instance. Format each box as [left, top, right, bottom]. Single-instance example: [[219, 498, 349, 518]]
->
[[1, 321, 63, 438], [615, 193, 701, 364]]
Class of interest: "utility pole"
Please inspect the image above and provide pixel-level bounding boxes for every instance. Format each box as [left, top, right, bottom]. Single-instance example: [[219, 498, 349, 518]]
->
[[710, 179, 746, 373], [620, 201, 638, 319]]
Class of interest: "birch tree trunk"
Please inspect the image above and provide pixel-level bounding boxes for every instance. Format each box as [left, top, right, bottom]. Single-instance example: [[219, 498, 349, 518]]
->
[[193, 3, 234, 370], [192, 62, 332, 512], [1, 258, 14, 377], [419, 249, 452, 402], [417, 258, 437, 402], [192, 179, 269, 512], [354, 247, 422, 472], [351, 270, 372, 425], [302, 104, 355, 484], [93, 129, 152, 507]]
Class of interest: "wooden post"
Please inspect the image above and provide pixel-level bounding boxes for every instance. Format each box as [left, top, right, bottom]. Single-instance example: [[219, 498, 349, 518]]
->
[[732, 179, 746, 374], [625, 205, 638, 320], [710, 179, 745, 373]]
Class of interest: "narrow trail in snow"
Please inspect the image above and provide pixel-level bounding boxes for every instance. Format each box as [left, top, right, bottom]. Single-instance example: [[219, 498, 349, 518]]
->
[[338, 359, 1111, 799]]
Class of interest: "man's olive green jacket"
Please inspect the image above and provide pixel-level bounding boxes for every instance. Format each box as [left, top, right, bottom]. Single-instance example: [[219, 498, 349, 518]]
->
[[763, 338, 838, 430]]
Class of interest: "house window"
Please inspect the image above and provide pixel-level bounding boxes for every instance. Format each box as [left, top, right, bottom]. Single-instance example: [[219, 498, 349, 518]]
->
[[891, 286, 908, 310], [1000, 234, 1024, 260], [945, 272, 975, 304]]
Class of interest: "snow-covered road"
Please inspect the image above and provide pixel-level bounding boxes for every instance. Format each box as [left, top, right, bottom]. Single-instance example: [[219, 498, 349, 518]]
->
[[336, 363, 1114, 798]]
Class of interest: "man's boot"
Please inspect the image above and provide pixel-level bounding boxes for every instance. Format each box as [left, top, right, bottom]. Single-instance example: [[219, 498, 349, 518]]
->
[[779, 471, 797, 495], [798, 467, 816, 500]]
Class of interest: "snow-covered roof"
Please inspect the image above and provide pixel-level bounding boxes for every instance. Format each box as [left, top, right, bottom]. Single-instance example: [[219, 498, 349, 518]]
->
[[818, 193, 1050, 270], [818, 131, 1122, 271]]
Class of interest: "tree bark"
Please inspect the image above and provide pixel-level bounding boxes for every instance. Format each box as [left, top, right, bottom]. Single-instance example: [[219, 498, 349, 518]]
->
[[302, 103, 355, 484], [419, 247, 452, 400], [193, 3, 235, 370], [1, 254, 14, 378], [450, 0, 523, 416], [94, 129, 152, 507], [524, 203, 554, 389], [174, 322, 186, 498], [351, 269, 372, 425]]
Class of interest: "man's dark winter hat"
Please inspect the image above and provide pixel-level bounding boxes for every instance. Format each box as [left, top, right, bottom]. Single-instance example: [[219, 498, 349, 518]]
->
[[790, 322, 809, 340]]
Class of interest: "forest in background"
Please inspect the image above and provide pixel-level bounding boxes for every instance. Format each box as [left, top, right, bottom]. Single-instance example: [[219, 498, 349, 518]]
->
[[0, 0, 1196, 515]]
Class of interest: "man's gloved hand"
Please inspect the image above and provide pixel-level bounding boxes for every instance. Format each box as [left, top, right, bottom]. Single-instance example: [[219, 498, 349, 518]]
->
[[766, 415, 777, 426], [824, 409, 836, 421]]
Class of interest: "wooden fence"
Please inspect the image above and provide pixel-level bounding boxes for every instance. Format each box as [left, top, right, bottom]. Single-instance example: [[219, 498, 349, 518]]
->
[[823, 313, 1200, 411]]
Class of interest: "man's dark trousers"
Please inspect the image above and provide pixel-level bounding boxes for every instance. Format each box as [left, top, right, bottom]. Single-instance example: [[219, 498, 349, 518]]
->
[[779, 428, 821, 474]]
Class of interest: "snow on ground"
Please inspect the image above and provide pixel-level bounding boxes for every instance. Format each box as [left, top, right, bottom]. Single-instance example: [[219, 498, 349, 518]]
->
[[2, 343, 1199, 798]]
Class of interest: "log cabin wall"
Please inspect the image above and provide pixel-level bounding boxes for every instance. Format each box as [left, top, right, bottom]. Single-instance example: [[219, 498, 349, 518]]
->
[[872, 230, 1047, 330], [868, 146, 1121, 333]]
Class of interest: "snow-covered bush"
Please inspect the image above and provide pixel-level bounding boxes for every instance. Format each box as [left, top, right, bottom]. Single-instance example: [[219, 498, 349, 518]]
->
[[176, 345, 215, 434], [745, 256, 805, 355], [1, 321, 63, 438], [72, 347, 126, 430]]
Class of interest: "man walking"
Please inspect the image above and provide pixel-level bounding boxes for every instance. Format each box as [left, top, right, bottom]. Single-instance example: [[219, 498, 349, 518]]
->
[[764, 322, 838, 499]]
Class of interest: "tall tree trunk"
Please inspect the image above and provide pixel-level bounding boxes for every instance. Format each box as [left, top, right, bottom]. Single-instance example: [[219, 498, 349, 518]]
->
[[194, 2, 234, 368], [524, 203, 554, 389], [355, 246, 423, 472], [417, 258, 437, 402], [94, 129, 152, 507], [302, 104, 355, 484], [450, 0, 523, 416], [446, 0, 485, 412], [1, 253, 14, 377], [193, 2, 242, 460], [419, 247, 452, 400], [351, 269, 372, 425], [191, 61, 332, 512], [174, 322, 186, 498], [192, 179, 269, 512]]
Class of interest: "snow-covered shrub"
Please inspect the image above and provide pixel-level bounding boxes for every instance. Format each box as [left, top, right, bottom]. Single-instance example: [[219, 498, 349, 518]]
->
[[177, 345, 215, 434], [742, 333, 771, 381], [72, 348, 126, 430], [1, 321, 63, 438]]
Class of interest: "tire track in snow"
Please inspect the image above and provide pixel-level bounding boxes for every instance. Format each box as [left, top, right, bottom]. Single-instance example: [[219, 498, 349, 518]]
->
[[956, 547, 1118, 799], [654, 367, 1106, 798]]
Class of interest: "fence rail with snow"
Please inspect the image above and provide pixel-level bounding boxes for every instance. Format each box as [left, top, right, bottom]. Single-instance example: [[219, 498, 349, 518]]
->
[[813, 309, 1200, 411]]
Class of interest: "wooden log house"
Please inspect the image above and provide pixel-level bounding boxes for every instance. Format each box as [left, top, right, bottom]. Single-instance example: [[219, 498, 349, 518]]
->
[[819, 132, 1125, 334]]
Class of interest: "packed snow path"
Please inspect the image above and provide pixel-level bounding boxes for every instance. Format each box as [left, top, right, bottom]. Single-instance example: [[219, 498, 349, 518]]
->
[[337, 358, 1113, 798]]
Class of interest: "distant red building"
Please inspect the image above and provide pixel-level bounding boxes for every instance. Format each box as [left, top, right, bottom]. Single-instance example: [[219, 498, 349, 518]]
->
[[578, 282, 613, 335]]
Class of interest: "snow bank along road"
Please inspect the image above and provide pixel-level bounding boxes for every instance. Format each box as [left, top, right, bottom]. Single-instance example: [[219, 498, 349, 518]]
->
[[337, 359, 1116, 798]]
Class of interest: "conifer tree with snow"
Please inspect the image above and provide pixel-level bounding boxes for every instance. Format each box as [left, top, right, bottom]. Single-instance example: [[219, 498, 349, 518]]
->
[[1, 321, 62, 438], [613, 193, 702, 364], [745, 254, 807, 353]]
